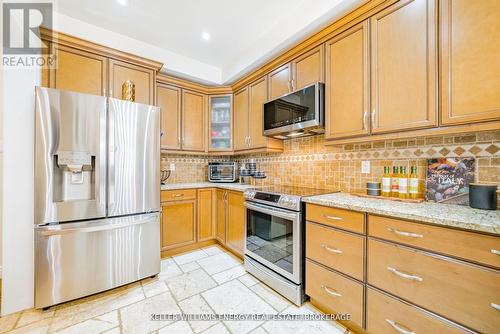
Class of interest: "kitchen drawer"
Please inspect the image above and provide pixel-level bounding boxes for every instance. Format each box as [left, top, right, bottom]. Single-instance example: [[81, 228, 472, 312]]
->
[[161, 189, 197, 202], [367, 287, 471, 334], [306, 222, 365, 281], [369, 214, 500, 269], [306, 260, 364, 332], [306, 204, 365, 234], [368, 239, 500, 334]]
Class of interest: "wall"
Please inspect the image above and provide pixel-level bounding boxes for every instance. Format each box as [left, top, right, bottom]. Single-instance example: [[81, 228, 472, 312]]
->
[[1, 67, 38, 315], [162, 130, 500, 195]]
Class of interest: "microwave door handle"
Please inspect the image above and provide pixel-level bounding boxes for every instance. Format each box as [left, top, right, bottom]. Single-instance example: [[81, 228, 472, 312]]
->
[[244, 202, 299, 221]]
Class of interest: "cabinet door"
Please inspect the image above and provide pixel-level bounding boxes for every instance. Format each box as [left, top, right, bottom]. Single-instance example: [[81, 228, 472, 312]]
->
[[441, 0, 500, 125], [209, 95, 232, 151], [197, 188, 215, 242], [325, 21, 370, 139], [233, 87, 249, 151], [215, 190, 226, 245], [268, 63, 291, 100], [226, 191, 245, 256], [248, 76, 268, 149], [182, 89, 206, 152], [157, 84, 181, 150], [109, 59, 155, 104], [161, 200, 196, 250], [49, 44, 108, 96], [292, 45, 324, 90], [371, 0, 437, 133]]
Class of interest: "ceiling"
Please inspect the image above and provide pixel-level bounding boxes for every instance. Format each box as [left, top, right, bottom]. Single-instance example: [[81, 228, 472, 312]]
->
[[54, 0, 361, 84]]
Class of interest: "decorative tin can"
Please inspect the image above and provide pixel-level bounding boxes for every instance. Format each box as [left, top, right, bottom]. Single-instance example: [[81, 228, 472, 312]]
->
[[121, 80, 135, 102]]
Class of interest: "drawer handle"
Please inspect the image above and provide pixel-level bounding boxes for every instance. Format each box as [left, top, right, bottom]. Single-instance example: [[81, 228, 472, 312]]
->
[[386, 319, 416, 334], [387, 266, 423, 282], [173, 194, 184, 197], [323, 214, 343, 221], [491, 302, 500, 311], [491, 249, 500, 255], [388, 228, 423, 239], [321, 244, 343, 254], [321, 285, 342, 297]]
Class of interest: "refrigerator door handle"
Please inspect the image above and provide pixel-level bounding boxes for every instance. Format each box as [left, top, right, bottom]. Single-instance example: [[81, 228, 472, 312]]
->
[[38, 214, 158, 236], [107, 100, 115, 208]]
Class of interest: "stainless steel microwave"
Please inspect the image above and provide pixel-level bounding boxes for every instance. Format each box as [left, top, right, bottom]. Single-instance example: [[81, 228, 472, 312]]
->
[[263, 82, 324, 138]]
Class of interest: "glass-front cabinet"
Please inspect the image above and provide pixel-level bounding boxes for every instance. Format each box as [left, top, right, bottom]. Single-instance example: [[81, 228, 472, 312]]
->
[[209, 95, 232, 151]]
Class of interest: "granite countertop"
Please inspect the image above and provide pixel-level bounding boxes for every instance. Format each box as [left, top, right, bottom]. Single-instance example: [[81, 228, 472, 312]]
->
[[302, 193, 500, 235], [160, 182, 255, 192]]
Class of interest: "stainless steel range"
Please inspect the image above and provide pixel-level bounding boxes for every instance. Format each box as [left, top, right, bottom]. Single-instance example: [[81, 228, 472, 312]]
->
[[243, 186, 338, 305]]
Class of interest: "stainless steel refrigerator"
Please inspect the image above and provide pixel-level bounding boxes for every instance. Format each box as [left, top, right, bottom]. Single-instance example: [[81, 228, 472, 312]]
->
[[34, 87, 161, 309]]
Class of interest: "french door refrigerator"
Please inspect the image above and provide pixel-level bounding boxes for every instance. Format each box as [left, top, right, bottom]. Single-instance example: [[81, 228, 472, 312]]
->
[[34, 87, 161, 308]]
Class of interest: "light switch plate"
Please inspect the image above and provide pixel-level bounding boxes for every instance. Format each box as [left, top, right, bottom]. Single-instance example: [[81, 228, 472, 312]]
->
[[361, 160, 370, 174], [169, 163, 176, 171]]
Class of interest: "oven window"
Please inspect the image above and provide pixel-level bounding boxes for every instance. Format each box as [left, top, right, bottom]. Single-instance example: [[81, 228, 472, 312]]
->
[[246, 209, 294, 274]]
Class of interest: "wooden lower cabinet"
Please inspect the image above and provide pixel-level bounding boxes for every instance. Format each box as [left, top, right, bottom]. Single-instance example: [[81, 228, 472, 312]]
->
[[161, 199, 196, 251], [368, 239, 500, 333], [226, 191, 245, 256], [306, 260, 364, 332], [215, 189, 227, 245], [306, 222, 365, 281], [367, 288, 470, 334], [197, 188, 215, 242], [214, 190, 245, 257]]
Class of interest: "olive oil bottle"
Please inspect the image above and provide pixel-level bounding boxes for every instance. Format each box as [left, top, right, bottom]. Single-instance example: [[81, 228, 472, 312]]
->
[[409, 166, 419, 199], [391, 166, 399, 197], [381, 166, 391, 197], [398, 166, 408, 199]]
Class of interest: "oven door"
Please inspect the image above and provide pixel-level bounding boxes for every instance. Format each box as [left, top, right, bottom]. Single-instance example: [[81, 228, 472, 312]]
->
[[244, 201, 301, 284]]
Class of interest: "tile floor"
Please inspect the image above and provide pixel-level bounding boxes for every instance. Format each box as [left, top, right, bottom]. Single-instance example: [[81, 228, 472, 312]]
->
[[0, 245, 347, 334]]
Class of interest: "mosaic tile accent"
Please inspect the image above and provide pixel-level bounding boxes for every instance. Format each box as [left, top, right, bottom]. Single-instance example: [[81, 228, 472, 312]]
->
[[162, 130, 500, 193]]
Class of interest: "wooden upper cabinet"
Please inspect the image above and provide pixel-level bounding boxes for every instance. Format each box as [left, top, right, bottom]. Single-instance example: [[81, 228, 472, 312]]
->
[[370, 0, 437, 133], [226, 191, 245, 256], [157, 84, 181, 150], [248, 76, 269, 149], [440, 0, 500, 125], [234, 87, 250, 151], [49, 44, 108, 96], [182, 89, 206, 152], [292, 45, 324, 90], [109, 59, 155, 105], [325, 20, 370, 139], [268, 63, 291, 100]]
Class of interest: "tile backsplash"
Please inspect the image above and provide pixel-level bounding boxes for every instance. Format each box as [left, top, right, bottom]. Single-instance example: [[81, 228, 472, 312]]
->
[[162, 130, 500, 195]]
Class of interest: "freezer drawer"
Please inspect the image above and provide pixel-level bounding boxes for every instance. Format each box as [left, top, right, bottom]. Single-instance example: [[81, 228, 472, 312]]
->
[[35, 213, 160, 308]]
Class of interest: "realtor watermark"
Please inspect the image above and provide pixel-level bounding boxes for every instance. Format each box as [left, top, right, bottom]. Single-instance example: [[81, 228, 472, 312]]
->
[[2, 1, 56, 68], [150, 313, 351, 322]]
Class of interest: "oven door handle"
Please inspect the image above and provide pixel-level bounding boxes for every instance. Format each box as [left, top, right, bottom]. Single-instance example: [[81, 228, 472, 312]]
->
[[244, 202, 300, 221]]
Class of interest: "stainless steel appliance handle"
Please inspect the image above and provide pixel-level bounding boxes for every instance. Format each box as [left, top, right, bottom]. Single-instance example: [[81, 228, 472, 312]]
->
[[108, 101, 115, 208], [387, 266, 423, 282], [385, 319, 416, 334], [38, 216, 158, 236], [388, 228, 423, 239], [244, 201, 299, 221]]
